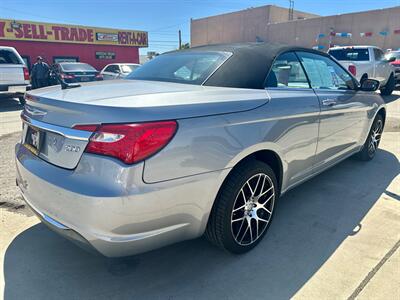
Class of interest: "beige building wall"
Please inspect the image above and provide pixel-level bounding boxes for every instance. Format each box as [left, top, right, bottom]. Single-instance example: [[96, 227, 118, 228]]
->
[[190, 5, 319, 46], [191, 6, 400, 51]]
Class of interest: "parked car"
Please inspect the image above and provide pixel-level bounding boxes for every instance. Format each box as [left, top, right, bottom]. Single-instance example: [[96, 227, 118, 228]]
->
[[49, 62, 103, 85], [385, 50, 400, 85], [328, 45, 396, 95], [100, 63, 141, 80], [16, 43, 386, 257], [0, 46, 31, 105]]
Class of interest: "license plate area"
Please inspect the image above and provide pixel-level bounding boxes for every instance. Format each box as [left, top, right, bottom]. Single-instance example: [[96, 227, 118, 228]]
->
[[23, 125, 43, 155]]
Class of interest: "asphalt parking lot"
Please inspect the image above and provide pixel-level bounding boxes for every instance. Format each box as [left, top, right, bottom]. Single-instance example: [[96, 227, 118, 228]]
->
[[1, 92, 399, 299]]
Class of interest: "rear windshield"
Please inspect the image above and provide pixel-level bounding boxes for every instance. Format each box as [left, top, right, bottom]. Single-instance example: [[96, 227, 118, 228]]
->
[[126, 51, 231, 85], [60, 63, 96, 71], [121, 64, 140, 73], [329, 49, 370, 61], [0, 49, 22, 64]]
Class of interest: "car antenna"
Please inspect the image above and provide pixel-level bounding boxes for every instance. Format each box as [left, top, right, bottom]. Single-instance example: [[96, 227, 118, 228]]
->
[[58, 75, 81, 90]]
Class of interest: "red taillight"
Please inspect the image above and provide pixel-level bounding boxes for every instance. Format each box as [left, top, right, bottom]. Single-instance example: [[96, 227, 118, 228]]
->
[[348, 65, 357, 76], [74, 121, 177, 164], [61, 73, 75, 79], [23, 67, 30, 80], [95, 74, 103, 80]]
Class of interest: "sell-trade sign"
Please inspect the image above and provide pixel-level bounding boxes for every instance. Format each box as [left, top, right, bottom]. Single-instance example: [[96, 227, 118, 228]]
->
[[0, 18, 148, 47]]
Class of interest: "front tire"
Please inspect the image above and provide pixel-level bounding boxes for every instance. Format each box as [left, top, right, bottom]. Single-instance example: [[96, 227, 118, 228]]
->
[[380, 74, 395, 96], [205, 160, 278, 254], [356, 115, 384, 161]]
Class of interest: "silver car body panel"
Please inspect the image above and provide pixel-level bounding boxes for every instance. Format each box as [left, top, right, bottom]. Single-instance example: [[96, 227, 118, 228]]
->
[[16, 69, 385, 257]]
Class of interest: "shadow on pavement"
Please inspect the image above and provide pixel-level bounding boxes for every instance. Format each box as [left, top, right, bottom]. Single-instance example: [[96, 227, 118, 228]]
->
[[381, 92, 400, 104], [0, 98, 22, 113], [3, 149, 400, 299]]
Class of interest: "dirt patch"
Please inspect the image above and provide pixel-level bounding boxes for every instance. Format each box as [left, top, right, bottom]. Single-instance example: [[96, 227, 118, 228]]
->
[[0, 132, 32, 216]]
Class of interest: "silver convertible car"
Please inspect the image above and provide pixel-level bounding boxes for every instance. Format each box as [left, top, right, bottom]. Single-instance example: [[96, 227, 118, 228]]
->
[[16, 43, 385, 257]]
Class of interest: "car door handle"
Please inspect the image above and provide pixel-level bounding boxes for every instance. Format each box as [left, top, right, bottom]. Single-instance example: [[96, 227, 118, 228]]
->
[[322, 99, 337, 107]]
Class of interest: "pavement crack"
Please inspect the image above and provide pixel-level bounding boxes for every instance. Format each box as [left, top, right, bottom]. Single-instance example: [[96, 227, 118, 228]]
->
[[347, 239, 400, 300]]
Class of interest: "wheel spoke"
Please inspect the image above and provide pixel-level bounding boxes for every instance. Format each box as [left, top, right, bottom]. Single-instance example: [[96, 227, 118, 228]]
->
[[260, 193, 274, 205], [232, 216, 245, 223], [259, 186, 273, 198], [257, 216, 269, 223], [261, 206, 272, 214], [248, 218, 253, 243], [233, 204, 245, 213], [235, 218, 246, 240], [239, 222, 250, 243], [253, 175, 262, 196], [246, 181, 254, 196]]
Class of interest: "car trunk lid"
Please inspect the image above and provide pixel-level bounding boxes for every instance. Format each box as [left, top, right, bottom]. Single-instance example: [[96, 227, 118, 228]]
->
[[21, 80, 268, 169]]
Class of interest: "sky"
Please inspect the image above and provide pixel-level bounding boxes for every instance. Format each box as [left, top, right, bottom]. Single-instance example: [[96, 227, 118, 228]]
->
[[1, 0, 399, 55]]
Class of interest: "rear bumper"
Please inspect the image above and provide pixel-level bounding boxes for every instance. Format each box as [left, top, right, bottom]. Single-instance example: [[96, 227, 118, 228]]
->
[[15, 143, 226, 257], [0, 84, 31, 97]]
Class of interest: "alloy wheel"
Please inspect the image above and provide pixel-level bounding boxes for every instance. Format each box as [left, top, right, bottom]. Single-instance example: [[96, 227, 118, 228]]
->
[[231, 173, 275, 246]]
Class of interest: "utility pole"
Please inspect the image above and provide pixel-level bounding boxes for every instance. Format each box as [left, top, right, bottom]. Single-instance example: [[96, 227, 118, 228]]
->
[[178, 30, 182, 50], [288, 0, 294, 21]]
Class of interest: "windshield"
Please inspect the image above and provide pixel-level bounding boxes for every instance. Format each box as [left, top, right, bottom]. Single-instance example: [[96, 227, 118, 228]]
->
[[385, 52, 400, 60], [329, 48, 370, 61], [126, 51, 231, 85], [121, 64, 140, 73], [0, 49, 22, 64], [61, 63, 96, 71]]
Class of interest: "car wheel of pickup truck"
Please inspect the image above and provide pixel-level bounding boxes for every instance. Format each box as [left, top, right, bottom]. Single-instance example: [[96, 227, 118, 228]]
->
[[380, 74, 395, 96], [205, 160, 277, 254]]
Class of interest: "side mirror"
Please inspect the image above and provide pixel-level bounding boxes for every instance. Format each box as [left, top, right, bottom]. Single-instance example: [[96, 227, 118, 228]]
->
[[387, 56, 396, 62], [360, 78, 380, 92]]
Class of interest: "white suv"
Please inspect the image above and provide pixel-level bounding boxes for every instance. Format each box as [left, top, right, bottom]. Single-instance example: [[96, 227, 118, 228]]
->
[[328, 46, 396, 95], [0, 46, 31, 105], [100, 63, 141, 80]]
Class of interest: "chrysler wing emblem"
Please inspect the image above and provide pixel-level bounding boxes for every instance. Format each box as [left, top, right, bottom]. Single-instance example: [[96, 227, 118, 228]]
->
[[25, 105, 47, 116]]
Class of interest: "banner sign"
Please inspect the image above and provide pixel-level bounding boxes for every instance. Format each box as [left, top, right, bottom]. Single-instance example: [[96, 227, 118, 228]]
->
[[360, 32, 373, 37], [96, 51, 116, 59], [0, 18, 148, 47]]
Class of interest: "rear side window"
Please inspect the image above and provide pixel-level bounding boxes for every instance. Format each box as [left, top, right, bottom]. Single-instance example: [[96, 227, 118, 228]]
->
[[329, 49, 370, 61], [104, 65, 120, 73], [373, 48, 384, 61], [0, 49, 22, 64], [297, 51, 356, 90], [265, 52, 310, 89], [127, 51, 230, 85], [61, 63, 96, 71]]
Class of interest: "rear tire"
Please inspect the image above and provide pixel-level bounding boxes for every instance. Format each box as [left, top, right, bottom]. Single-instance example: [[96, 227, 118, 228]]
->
[[356, 114, 384, 161], [380, 74, 395, 96], [205, 160, 278, 254]]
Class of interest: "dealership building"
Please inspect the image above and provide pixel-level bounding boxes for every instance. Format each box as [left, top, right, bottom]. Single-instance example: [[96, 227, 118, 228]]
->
[[191, 5, 400, 51], [0, 18, 148, 70]]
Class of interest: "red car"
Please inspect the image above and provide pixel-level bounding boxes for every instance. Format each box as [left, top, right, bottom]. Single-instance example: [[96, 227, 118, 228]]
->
[[386, 50, 400, 85]]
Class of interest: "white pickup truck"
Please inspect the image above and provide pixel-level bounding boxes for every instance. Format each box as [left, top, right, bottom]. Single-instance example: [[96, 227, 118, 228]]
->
[[0, 46, 31, 105], [328, 45, 396, 95]]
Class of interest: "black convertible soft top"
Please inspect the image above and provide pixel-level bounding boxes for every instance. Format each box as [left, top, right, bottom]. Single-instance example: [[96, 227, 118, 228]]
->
[[175, 42, 330, 89]]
